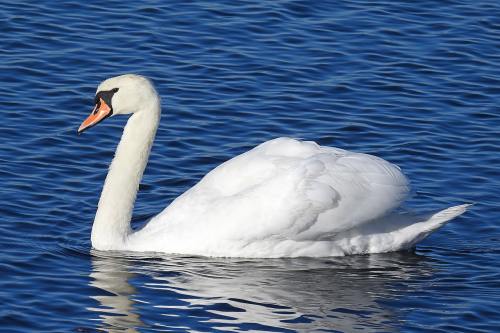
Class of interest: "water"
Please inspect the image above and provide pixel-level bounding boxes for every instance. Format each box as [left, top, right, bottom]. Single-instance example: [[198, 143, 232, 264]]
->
[[1, 0, 499, 331]]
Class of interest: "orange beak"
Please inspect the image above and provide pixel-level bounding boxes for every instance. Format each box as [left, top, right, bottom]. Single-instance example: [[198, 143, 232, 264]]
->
[[78, 98, 112, 134]]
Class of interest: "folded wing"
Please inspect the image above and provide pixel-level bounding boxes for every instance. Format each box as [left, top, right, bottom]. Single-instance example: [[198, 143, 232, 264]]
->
[[147, 138, 409, 245]]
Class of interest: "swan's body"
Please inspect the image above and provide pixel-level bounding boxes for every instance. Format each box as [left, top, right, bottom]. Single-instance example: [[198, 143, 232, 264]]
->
[[79, 74, 468, 258]]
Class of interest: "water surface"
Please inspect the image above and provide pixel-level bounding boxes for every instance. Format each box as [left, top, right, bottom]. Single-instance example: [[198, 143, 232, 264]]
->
[[1, 0, 499, 332]]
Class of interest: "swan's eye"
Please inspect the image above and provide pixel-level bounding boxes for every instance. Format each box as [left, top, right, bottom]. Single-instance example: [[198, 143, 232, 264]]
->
[[94, 88, 119, 112]]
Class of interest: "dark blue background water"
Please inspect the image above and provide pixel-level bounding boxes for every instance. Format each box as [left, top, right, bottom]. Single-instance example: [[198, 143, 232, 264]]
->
[[1, 1, 499, 332]]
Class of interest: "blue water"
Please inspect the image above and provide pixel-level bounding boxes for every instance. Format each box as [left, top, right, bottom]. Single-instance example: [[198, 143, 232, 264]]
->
[[1, 0, 499, 331]]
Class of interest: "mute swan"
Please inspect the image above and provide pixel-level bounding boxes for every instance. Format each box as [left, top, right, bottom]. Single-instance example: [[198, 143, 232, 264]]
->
[[78, 74, 468, 257]]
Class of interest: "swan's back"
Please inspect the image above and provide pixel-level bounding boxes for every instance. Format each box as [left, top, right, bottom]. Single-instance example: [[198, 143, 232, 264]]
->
[[132, 138, 410, 256]]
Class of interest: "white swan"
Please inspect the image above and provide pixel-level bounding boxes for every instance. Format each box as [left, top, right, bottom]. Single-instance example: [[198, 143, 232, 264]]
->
[[78, 74, 468, 258]]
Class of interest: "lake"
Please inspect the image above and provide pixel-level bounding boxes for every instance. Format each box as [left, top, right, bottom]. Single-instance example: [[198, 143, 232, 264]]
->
[[1, 0, 499, 332]]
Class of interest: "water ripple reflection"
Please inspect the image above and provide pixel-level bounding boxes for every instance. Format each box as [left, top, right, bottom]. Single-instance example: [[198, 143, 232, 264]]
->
[[88, 251, 432, 332], [0, 0, 499, 331]]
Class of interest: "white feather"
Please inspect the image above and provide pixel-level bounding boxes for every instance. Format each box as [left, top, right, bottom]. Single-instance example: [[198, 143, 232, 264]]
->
[[85, 75, 469, 257]]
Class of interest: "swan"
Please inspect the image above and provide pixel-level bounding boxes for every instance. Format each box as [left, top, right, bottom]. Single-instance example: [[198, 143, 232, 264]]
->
[[78, 74, 468, 258]]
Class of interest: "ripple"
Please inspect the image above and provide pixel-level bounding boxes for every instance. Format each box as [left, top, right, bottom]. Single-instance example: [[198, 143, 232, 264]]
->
[[0, 0, 499, 332]]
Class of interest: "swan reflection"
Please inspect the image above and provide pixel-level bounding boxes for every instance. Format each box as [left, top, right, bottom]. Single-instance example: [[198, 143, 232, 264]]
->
[[88, 252, 143, 333], [88, 251, 432, 332]]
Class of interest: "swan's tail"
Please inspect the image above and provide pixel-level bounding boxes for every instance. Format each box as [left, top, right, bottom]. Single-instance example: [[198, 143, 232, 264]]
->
[[395, 204, 471, 250], [337, 204, 471, 256]]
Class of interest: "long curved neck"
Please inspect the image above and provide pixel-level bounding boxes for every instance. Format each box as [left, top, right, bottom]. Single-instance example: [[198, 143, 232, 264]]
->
[[91, 99, 160, 250]]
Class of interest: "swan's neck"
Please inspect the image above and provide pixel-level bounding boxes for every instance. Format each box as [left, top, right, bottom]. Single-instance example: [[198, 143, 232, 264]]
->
[[91, 100, 160, 250]]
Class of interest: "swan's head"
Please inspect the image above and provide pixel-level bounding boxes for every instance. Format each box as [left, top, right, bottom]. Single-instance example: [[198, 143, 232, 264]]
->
[[78, 74, 159, 134]]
